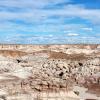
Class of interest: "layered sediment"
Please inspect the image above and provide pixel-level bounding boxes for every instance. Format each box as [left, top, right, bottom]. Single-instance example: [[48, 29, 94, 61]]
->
[[0, 44, 99, 100]]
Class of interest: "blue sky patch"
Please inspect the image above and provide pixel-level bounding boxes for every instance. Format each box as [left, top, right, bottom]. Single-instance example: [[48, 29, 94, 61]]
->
[[0, 0, 100, 44]]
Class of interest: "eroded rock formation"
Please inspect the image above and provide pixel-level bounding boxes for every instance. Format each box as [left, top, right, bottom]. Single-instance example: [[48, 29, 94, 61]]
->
[[0, 44, 99, 100]]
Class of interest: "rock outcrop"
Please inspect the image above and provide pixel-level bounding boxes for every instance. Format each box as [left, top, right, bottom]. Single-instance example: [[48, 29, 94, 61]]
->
[[0, 44, 99, 100]]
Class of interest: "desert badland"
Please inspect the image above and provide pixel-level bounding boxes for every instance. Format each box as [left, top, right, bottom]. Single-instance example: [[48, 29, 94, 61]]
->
[[0, 44, 99, 100]]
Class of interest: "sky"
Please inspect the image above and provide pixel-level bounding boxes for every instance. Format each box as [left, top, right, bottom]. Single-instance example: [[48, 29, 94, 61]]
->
[[0, 0, 100, 44]]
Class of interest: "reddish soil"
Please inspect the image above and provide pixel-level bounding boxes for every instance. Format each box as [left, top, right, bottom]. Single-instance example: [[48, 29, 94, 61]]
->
[[49, 51, 88, 60], [0, 50, 27, 58]]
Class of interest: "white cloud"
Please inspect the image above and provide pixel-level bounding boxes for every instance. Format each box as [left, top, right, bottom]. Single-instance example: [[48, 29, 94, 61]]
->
[[67, 33, 79, 36], [42, 4, 100, 24], [0, 32, 100, 44], [82, 27, 93, 31], [0, 1, 100, 24], [0, 0, 70, 9], [0, 0, 100, 44]]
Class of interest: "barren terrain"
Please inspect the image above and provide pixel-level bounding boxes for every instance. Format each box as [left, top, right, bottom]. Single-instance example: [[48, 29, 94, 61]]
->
[[0, 44, 99, 100]]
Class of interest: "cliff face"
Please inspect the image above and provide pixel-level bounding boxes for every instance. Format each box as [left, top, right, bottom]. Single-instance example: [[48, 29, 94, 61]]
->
[[0, 44, 99, 100]]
